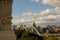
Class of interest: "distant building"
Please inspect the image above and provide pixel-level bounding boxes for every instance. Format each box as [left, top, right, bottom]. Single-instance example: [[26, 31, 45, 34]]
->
[[19, 25, 25, 30], [53, 26, 60, 33], [33, 22, 36, 27]]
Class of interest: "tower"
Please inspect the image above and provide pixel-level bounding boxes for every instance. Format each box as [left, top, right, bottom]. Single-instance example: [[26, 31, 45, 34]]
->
[[0, 0, 16, 40], [33, 22, 36, 27], [0, 0, 13, 31]]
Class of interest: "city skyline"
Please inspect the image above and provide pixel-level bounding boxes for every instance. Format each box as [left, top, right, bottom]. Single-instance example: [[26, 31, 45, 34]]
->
[[12, 0, 60, 26]]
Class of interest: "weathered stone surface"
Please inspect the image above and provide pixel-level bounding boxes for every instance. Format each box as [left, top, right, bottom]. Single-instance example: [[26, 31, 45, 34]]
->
[[0, 0, 12, 31], [0, 31, 16, 40], [0, 0, 16, 40]]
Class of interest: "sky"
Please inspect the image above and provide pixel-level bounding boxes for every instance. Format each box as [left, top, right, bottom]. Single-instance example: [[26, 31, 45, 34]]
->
[[12, 0, 60, 26]]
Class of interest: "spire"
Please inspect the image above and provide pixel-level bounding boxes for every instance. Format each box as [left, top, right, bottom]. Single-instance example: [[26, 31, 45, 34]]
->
[[33, 22, 36, 27]]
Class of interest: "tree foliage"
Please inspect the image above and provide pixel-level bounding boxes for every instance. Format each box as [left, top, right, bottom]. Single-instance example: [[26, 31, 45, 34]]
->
[[14, 29, 43, 40], [14, 29, 58, 40]]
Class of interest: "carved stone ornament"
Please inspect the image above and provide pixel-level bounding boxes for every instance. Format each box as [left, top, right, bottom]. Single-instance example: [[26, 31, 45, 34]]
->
[[0, 16, 12, 31]]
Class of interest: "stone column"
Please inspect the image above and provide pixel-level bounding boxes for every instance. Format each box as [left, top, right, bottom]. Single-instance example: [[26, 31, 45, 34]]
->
[[0, 0, 16, 40]]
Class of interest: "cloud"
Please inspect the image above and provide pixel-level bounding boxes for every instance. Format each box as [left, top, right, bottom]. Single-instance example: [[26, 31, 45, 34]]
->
[[40, 7, 60, 17], [21, 6, 60, 25], [12, 0, 60, 26], [22, 12, 32, 17], [13, 7, 60, 26], [43, 0, 60, 7], [12, 18, 35, 25], [30, 0, 39, 2], [22, 12, 39, 18], [12, 19, 20, 25], [19, 18, 34, 23]]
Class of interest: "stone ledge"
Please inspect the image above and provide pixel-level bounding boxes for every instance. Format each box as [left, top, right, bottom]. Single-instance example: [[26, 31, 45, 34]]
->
[[0, 31, 16, 40]]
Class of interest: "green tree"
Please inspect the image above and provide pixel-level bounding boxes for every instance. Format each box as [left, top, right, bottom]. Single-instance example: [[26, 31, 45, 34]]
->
[[20, 31, 43, 40], [14, 29, 25, 40]]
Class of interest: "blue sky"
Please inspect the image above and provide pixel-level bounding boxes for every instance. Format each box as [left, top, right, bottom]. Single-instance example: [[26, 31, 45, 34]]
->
[[12, 0, 60, 26], [12, 0, 54, 20]]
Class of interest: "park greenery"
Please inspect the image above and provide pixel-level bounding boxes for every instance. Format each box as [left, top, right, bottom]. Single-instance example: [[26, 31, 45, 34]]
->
[[14, 29, 58, 40]]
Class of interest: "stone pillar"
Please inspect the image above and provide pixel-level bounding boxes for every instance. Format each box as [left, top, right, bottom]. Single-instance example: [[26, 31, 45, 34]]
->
[[0, 0, 16, 40]]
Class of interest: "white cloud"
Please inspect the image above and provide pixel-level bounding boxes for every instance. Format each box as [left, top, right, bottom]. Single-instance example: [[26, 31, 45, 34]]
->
[[40, 7, 60, 17], [43, 0, 60, 7], [30, 0, 39, 2], [20, 18, 34, 23], [12, 18, 35, 25], [22, 12, 39, 18], [22, 12, 32, 17], [12, 19, 20, 25], [33, 13, 38, 17]]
